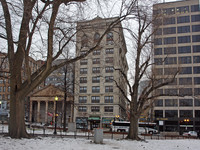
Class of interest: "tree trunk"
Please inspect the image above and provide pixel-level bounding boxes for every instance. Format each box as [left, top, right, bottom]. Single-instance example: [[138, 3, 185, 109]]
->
[[127, 112, 140, 140], [63, 70, 67, 132], [9, 94, 29, 138]]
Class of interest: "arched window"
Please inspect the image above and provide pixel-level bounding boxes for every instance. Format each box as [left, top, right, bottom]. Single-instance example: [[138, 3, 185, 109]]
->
[[94, 32, 100, 42], [106, 32, 113, 44], [81, 34, 88, 47]]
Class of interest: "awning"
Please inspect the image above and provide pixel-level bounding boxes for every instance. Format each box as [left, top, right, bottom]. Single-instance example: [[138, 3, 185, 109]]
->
[[102, 117, 114, 123], [88, 117, 100, 121]]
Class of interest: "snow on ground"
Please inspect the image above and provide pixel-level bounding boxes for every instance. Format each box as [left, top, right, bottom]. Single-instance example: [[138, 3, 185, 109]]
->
[[0, 124, 200, 150], [0, 135, 199, 150]]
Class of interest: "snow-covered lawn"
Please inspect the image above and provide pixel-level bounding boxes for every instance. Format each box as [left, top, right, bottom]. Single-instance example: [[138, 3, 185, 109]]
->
[[0, 135, 199, 150]]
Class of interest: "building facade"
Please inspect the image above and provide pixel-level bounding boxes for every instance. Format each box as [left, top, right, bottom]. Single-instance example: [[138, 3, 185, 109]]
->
[[74, 17, 128, 129], [153, 0, 200, 133]]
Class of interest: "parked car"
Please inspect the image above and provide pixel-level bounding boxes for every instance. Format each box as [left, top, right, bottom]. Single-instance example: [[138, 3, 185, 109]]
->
[[183, 131, 197, 137]]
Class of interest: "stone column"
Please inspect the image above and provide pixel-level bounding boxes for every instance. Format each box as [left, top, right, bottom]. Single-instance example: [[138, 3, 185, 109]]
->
[[29, 101, 33, 122], [37, 101, 40, 123], [45, 101, 48, 123]]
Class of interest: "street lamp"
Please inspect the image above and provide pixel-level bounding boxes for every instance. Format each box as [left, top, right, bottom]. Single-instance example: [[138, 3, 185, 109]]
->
[[54, 96, 58, 134], [184, 119, 190, 131]]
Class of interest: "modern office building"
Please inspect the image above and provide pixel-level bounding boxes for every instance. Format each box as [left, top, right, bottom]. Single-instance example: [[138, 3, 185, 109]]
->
[[153, 0, 200, 133], [74, 17, 128, 129]]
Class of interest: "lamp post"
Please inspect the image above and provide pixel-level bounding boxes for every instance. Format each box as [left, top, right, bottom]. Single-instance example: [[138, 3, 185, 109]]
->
[[54, 96, 58, 134]]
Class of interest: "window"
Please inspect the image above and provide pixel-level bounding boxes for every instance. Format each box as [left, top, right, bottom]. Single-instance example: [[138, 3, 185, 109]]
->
[[194, 88, 200, 95], [106, 32, 113, 45], [163, 7, 175, 15], [8, 87, 10, 92], [193, 56, 200, 63], [195, 99, 200, 106], [178, 46, 191, 53], [154, 48, 162, 55], [92, 76, 100, 83], [105, 66, 114, 73], [80, 86, 87, 93], [192, 25, 200, 32], [180, 67, 192, 74], [191, 14, 200, 22], [155, 68, 163, 75], [81, 34, 88, 47], [163, 17, 175, 25], [93, 50, 101, 55], [165, 110, 178, 118], [180, 110, 193, 118], [93, 58, 100, 64], [179, 99, 193, 106], [164, 47, 176, 54], [154, 58, 162, 65], [177, 16, 190, 23], [156, 89, 163, 95], [105, 76, 113, 82], [165, 89, 178, 96], [91, 96, 100, 103], [80, 77, 87, 83], [80, 68, 87, 74], [104, 106, 113, 112], [164, 68, 177, 75], [105, 96, 113, 103], [165, 99, 178, 107], [155, 110, 163, 118], [154, 18, 162, 26], [80, 51, 87, 55], [192, 35, 200, 42], [7, 95, 10, 100], [105, 86, 113, 92], [0, 87, 2, 92], [165, 57, 177, 64], [92, 67, 100, 73], [178, 56, 191, 64], [80, 59, 87, 65], [78, 106, 87, 112], [91, 106, 100, 112], [155, 28, 162, 35], [193, 45, 200, 53], [179, 77, 192, 85], [155, 99, 163, 107], [94, 32, 100, 42], [163, 27, 176, 34], [164, 37, 176, 44], [179, 88, 192, 96], [105, 57, 113, 63], [79, 96, 87, 103], [194, 66, 200, 74], [177, 26, 190, 33], [92, 86, 100, 93], [191, 5, 200, 12], [178, 36, 191, 43], [105, 48, 114, 54], [153, 9, 161, 15], [154, 38, 162, 45], [176, 6, 189, 13], [195, 110, 200, 118], [194, 77, 200, 85]]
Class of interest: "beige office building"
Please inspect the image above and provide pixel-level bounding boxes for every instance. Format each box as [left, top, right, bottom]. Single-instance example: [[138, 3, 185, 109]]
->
[[74, 17, 128, 129], [153, 0, 200, 133]]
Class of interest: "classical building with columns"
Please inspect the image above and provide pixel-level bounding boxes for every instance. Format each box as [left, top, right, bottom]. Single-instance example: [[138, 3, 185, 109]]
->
[[29, 84, 73, 126]]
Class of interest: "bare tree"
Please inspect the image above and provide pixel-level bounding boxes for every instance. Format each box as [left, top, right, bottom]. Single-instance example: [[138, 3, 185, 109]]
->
[[112, 1, 178, 140], [0, 0, 135, 138]]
